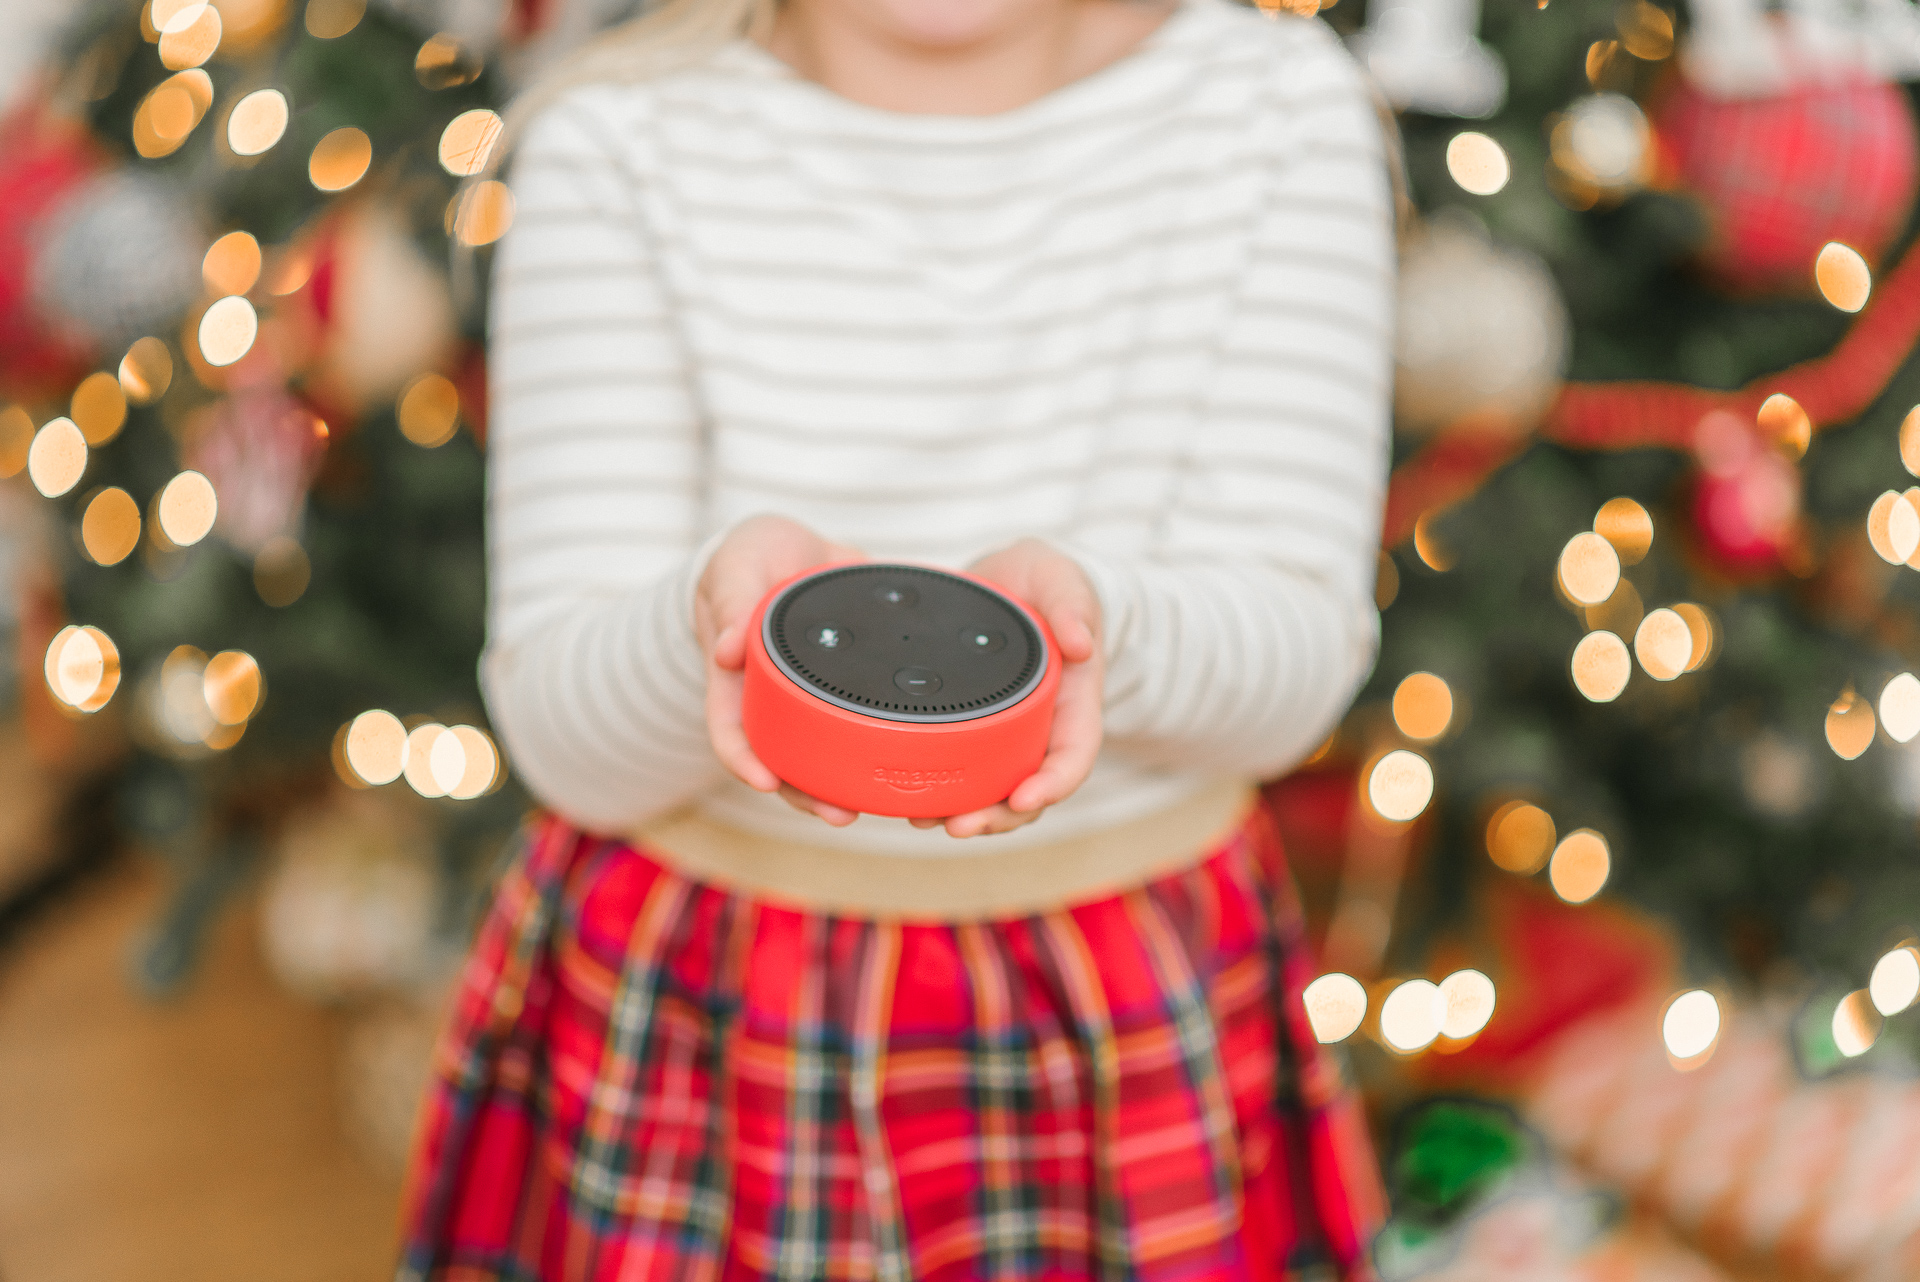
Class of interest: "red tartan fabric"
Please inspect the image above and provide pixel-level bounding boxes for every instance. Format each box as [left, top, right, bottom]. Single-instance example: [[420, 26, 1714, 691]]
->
[[398, 806, 1383, 1282]]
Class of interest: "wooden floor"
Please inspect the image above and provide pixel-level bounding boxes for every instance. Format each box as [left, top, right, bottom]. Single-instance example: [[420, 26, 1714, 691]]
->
[[0, 858, 402, 1282]]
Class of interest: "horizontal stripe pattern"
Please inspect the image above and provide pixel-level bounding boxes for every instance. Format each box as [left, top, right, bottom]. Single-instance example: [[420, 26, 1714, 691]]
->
[[482, 0, 1394, 846]]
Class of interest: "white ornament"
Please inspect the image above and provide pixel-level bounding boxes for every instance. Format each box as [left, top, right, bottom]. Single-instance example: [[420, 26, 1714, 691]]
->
[[1349, 0, 1506, 119], [1686, 0, 1920, 97]]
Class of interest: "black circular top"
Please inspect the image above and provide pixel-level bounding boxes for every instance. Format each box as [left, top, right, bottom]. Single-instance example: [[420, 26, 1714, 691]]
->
[[764, 564, 1047, 723]]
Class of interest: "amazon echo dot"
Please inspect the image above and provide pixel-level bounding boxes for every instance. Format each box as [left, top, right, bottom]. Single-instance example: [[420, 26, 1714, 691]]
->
[[741, 563, 1060, 818]]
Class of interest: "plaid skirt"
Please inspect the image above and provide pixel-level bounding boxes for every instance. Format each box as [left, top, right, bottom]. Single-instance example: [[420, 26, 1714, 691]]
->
[[397, 804, 1383, 1282]]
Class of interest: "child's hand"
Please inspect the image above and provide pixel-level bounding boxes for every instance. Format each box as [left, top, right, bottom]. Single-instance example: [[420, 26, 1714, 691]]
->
[[915, 538, 1105, 839], [694, 514, 865, 826]]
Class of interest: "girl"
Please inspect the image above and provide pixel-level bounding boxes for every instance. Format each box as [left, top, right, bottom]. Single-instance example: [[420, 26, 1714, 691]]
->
[[400, 0, 1395, 1274]]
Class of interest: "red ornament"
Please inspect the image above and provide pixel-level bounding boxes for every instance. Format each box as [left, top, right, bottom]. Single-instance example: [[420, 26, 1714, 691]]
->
[[1688, 410, 1801, 576], [1655, 75, 1918, 294], [0, 101, 103, 399]]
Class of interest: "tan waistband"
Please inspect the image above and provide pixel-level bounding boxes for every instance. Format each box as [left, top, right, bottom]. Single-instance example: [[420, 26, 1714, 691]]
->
[[628, 779, 1258, 922]]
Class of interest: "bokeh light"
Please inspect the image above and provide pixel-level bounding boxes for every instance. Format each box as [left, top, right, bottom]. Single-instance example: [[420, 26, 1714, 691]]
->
[[1757, 393, 1811, 458], [254, 535, 311, 607], [203, 230, 262, 296], [1662, 989, 1720, 1062], [198, 295, 258, 366], [446, 725, 500, 799], [404, 724, 449, 797], [44, 625, 121, 713], [415, 33, 481, 89], [1634, 608, 1691, 681], [1438, 969, 1496, 1039], [156, 645, 216, 744], [310, 126, 372, 192], [1380, 979, 1445, 1053], [1553, 93, 1649, 189], [1826, 688, 1876, 760], [1593, 496, 1652, 563], [157, 470, 218, 546], [1616, 0, 1673, 58], [1816, 242, 1871, 313], [438, 109, 504, 177], [1867, 489, 1920, 564], [1880, 674, 1920, 744], [1902, 406, 1920, 477], [70, 371, 128, 445], [203, 650, 262, 725], [1570, 630, 1630, 702], [28, 417, 88, 498], [1672, 602, 1716, 672], [1445, 132, 1510, 196], [1870, 946, 1920, 1016], [0, 406, 31, 478], [344, 710, 407, 784], [227, 88, 289, 156], [304, 0, 365, 38], [397, 373, 460, 446], [1833, 990, 1882, 1058], [1582, 578, 1642, 639], [1558, 531, 1620, 605], [1548, 829, 1610, 903], [1391, 672, 1453, 740], [450, 179, 515, 247], [82, 487, 143, 566], [133, 70, 212, 158], [1367, 749, 1434, 822], [158, 2, 222, 69], [119, 337, 174, 404], [1486, 800, 1555, 873], [1302, 973, 1368, 1044]]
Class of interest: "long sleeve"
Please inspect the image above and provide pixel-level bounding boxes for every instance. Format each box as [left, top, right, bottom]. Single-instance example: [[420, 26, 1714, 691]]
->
[[1068, 35, 1394, 778], [479, 95, 722, 833]]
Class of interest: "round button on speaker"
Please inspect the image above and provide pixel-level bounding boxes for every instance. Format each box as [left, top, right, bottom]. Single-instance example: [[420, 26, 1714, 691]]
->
[[741, 563, 1059, 817]]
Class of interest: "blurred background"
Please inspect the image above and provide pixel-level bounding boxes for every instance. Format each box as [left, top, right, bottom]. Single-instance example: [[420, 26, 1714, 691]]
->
[[3, 0, 1920, 1278]]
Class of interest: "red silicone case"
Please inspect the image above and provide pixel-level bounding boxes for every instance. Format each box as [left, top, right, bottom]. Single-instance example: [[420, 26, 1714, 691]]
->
[[740, 568, 1060, 818]]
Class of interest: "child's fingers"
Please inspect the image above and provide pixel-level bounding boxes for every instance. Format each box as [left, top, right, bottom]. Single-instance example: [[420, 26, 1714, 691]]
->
[[705, 667, 779, 792], [777, 784, 859, 826], [1006, 666, 1103, 814]]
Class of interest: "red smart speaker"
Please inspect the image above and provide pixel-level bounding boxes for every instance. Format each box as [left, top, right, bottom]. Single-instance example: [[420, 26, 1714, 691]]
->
[[740, 563, 1059, 818]]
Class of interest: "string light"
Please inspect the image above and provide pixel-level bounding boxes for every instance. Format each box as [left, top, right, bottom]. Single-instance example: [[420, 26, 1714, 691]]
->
[[1869, 946, 1920, 1016], [1438, 969, 1496, 1039], [1757, 393, 1811, 458], [449, 180, 515, 247], [198, 295, 258, 366], [1593, 496, 1652, 564], [310, 126, 372, 192], [227, 89, 289, 156], [1391, 672, 1453, 740], [70, 372, 128, 446], [1558, 531, 1620, 605], [202, 231, 262, 296], [438, 109, 504, 177], [1816, 242, 1871, 313], [119, 338, 174, 404], [27, 417, 87, 498], [81, 487, 143, 566], [1548, 829, 1610, 903], [1662, 989, 1720, 1063], [158, 2, 221, 69], [1867, 490, 1920, 564], [1634, 608, 1691, 681], [1672, 603, 1717, 672], [305, 0, 366, 38], [44, 625, 121, 713], [1832, 990, 1881, 1058], [1571, 630, 1630, 702], [404, 724, 448, 796], [1826, 688, 1876, 760], [415, 33, 480, 89], [202, 650, 262, 724], [157, 470, 218, 546], [0, 406, 31, 478], [344, 710, 407, 784], [1367, 749, 1434, 822], [446, 725, 500, 798], [1880, 674, 1920, 743], [1486, 800, 1555, 873], [1302, 973, 1368, 1044], [1902, 406, 1920, 477], [1445, 132, 1510, 196], [397, 373, 460, 446], [1380, 979, 1446, 1053]]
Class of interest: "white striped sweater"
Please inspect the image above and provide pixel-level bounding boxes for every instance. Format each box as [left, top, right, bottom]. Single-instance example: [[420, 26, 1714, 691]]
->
[[481, 0, 1395, 856]]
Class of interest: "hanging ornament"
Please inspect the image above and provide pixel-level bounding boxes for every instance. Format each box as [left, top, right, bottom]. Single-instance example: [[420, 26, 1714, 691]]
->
[[1393, 217, 1569, 439], [281, 202, 458, 418], [1653, 65, 1918, 295], [185, 372, 329, 554], [1687, 409, 1803, 577], [30, 171, 203, 354], [0, 105, 105, 398], [259, 787, 440, 1001], [1348, 0, 1505, 119]]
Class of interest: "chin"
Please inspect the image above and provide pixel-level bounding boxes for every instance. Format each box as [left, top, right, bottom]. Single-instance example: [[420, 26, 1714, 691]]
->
[[859, 0, 1055, 48]]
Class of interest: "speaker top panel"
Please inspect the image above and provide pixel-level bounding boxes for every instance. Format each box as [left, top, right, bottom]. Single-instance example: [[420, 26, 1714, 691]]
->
[[764, 564, 1047, 724]]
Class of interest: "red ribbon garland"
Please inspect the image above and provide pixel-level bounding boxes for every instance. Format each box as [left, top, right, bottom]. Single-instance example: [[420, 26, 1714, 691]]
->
[[1382, 242, 1920, 548]]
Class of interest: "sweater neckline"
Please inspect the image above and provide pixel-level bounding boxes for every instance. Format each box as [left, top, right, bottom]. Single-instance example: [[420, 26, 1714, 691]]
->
[[716, 0, 1209, 136]]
